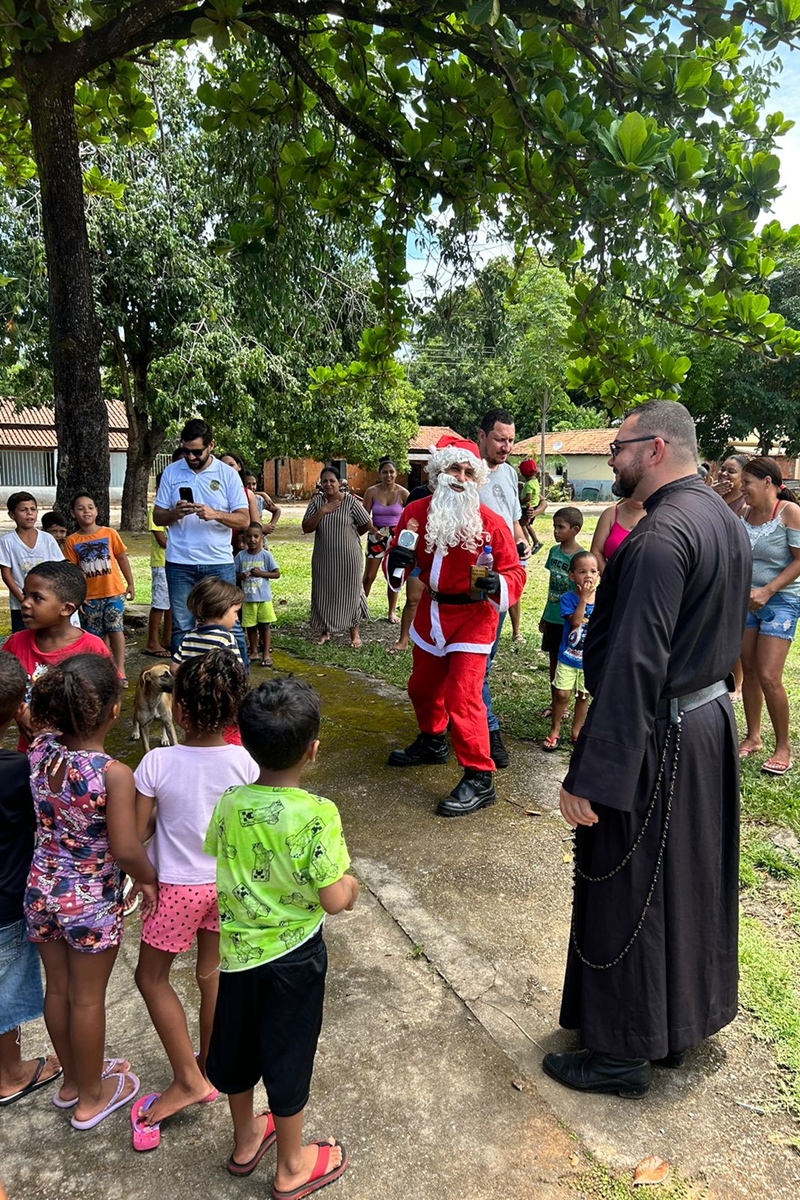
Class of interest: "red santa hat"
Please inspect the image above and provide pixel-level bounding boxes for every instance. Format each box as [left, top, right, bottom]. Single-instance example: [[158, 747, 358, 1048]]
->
[[427, 434, 489, 488]]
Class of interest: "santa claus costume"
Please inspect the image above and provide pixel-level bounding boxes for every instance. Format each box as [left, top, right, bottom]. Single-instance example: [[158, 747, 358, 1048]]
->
[[385, 436, 526, 816]]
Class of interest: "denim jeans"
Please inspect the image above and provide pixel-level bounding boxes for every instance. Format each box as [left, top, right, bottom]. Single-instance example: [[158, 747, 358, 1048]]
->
[[481, 611, 505, 732], [165, 561, 249, 668]]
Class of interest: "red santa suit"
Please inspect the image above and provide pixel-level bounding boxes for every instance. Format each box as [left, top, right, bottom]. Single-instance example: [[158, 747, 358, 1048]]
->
[[386, 497, 526, 771]]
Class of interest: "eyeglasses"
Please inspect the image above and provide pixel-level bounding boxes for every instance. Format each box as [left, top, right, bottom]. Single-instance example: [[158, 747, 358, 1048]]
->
[[182, 446, 207, 459], [608, 436, 669, 459]]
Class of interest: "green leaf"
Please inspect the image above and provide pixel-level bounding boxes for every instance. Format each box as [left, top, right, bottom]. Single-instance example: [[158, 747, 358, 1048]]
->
[[615, 112, 648, 165]]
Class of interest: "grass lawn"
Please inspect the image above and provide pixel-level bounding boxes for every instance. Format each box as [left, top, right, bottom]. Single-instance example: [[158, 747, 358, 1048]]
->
[[7, 509, 800, 1113]]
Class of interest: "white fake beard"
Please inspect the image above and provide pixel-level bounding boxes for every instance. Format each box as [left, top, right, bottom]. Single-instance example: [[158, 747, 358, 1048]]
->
[[425, 475, 484, 556]]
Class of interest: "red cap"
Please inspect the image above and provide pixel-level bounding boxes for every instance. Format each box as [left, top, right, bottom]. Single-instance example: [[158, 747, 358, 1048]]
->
[[519, 458, 537, 477]]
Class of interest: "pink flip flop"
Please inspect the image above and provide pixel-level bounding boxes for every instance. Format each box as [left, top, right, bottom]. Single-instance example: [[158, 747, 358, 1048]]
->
[[70, 1070, 139, 1130], [131, 1092, 162, 1152]]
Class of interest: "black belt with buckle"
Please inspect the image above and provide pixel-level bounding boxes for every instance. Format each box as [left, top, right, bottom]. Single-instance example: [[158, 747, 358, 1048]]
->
[[428, 589, 484, 605], [655, 680, 729, 723]]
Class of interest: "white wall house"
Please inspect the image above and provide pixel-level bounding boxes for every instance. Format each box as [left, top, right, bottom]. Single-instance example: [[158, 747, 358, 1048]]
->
[[513, 429, 618, 500], [0, 399, 128, 504]]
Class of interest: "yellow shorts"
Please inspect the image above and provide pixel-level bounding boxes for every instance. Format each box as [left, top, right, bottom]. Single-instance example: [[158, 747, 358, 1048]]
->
[[553, 660, 587, 696], [241, 600, 276, 628]]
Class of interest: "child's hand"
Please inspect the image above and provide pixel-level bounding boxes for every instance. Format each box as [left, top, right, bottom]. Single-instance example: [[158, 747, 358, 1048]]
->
[[538, 618, 545, 633], [125, 586, 135, 601], [582, 579, 597, 596], [133, 880, 159, 920]]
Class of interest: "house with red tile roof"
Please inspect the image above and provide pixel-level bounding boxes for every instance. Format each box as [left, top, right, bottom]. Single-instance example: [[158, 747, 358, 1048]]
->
[[513, 429, 617, 500], [0, 400, 128, 500]]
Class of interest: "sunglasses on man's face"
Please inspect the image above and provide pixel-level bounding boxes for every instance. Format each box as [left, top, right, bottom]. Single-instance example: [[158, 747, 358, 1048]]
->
[[182, 446, 207, 459]]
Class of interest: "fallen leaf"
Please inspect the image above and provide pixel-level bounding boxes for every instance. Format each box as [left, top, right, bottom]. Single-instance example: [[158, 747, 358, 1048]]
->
[[633, 1156, 670, 1186], [562, 853, 573, 863], [525, 809, 543, 817], [511, 1078, 525, 1091], [569, 1154, 580, 1168], [315, 672, 326, 677]]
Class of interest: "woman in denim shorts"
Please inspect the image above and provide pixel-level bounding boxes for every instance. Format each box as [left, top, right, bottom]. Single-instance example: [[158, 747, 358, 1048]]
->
[[739, 457, 800, 775]]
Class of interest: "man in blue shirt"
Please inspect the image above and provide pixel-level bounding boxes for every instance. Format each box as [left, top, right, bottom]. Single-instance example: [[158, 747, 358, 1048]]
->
[[154, 418, 250, 658]]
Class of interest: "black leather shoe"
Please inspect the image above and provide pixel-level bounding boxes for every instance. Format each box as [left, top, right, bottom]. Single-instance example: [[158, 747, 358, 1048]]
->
[[436, 769, 496, 817], [489, 729, 509, 769], [388, 733, 449, 767], [652, 1050, 686, 1069], [542, 1048, 651, 1097]]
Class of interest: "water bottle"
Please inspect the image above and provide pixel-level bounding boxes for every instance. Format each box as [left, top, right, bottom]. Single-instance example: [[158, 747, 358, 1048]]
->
[[470, 538, 493, 599]]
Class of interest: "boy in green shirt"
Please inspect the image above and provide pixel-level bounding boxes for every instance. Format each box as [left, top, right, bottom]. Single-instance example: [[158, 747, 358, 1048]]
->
[[204, 677, 357, 1199]]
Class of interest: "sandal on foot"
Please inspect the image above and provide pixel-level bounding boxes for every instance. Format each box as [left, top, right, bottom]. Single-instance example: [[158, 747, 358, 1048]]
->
[[542, 736, 561, 752], [70, 1070, 139, 1130], [131, 1093, 162, 1152], [761, 758, 792, 776], [227, 1110, 277, 1177], [260, 658, 273, 668], [738, 745, 760, 759], [0, 1057, 62, 1107], [271, 1141, 349, 1200], [53, 1058, 129, 1108]]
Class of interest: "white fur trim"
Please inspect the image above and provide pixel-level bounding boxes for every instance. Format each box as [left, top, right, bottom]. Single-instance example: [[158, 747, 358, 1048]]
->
[[489, 573, 510, 614], [428, 445, 489, 489]]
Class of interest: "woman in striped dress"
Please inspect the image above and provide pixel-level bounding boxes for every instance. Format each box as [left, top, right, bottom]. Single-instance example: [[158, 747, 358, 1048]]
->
[[302, 467, 372, 648]]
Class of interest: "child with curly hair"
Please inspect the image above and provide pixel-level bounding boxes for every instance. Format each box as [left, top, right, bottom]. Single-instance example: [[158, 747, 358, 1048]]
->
[[130, 649, 258, 1151]]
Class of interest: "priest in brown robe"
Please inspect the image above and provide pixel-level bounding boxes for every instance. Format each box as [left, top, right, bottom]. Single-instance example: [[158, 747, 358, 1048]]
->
[[543, 400, 751, 1097]]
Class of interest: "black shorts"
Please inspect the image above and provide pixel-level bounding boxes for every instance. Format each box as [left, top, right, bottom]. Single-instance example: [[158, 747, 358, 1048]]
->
[[541, 620, 563, 654], [207, 928, 327, 1117]]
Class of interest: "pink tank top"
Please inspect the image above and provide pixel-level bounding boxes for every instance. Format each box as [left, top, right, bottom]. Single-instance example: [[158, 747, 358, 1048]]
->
[[602, 507, 630, 560], [371, 497, 404, 529]]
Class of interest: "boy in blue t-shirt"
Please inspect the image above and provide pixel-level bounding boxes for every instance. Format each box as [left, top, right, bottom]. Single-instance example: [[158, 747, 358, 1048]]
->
[[235, 523, 280, 668], [543, 551, 599, 750]]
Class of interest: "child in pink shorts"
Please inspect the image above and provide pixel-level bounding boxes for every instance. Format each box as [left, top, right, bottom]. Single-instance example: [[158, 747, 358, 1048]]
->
[[131, 649, 258, 1150]]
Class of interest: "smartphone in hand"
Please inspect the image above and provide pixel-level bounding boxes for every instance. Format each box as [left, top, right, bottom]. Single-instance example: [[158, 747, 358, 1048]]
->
[[179, 486, 194, 504]]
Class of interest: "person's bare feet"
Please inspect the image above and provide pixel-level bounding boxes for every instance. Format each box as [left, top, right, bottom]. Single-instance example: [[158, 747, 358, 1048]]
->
[[350, 635, 362, 649], [273, 1138, 346, 1195], [231, 1110, 272, 1168], [386, 640, 408, 654], [54, 1057, 130, 1106], [72, 1069, 138, 1125], [738, 736, 763, 758], [317, 633, 330, 645], [0, 1054, 61, 1101], [142, 1076, 215, 1125]]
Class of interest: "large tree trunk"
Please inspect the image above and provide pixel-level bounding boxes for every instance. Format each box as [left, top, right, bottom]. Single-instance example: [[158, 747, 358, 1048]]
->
[[23, 71, 109, 523], [120, 397, 167, 532]]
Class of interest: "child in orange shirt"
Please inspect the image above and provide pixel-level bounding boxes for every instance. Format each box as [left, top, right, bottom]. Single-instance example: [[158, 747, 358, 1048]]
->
[[64, 492, 135, 685]]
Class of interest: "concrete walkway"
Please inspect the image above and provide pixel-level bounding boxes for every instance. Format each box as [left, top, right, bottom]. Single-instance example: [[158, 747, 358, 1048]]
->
[[2, 650, 799, 1199]]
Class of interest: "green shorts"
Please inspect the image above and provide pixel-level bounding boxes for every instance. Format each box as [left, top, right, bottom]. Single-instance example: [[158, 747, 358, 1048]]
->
[[241, 600, 276, 628], [553, 660, 587, 697]]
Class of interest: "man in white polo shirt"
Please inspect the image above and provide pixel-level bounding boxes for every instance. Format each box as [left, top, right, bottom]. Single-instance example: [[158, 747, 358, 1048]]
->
[[477, 408, 529, 768], [154, 418, 250, 658]]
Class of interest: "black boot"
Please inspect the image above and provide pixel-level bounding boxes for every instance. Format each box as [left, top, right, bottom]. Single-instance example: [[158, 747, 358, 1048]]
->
[[436, 769, 496, 817], [388, 732, 449, 767], [489, 729, 510, 769], [542, 1048, 651, 1097]]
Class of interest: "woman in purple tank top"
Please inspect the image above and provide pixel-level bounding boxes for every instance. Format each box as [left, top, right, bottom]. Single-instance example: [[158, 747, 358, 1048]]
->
[[362, 459, 409, 623], [589, 497, 647, 574]]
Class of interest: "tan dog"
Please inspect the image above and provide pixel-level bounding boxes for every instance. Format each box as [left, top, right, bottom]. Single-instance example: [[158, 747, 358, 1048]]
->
[[132, 663, 177, 752]]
